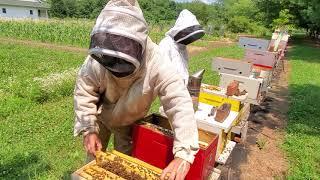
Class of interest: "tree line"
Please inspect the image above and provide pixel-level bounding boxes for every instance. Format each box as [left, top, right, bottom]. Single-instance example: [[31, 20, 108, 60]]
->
[[48, 0, 320, 37]]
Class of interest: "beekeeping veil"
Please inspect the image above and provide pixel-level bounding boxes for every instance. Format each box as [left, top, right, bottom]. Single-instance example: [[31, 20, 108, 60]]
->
[[89, 0, 148, 78], [167, 9, 205, 45]]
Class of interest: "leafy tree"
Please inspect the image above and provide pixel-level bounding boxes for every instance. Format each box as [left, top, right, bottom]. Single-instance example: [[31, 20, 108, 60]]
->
[[50, 0, 67, 18], [64, 0, 77, 17], [227, 16, 251, 33], [255, 0, 320, 34], [76, 0, 97, 19], [90, 0, 108, 19], [271, 9, 295, 30], [47, 0, 320, 37], [176, 1, 211, 24], [139, 0, 177, 23], [255, 0, 283, 27]]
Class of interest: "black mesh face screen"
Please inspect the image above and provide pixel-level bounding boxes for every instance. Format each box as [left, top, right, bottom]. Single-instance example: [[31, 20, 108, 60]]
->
[[173, 25, 204, 44], [89, 33, 143, 77], [90, 32, 143, 63], [91, 54, 136, 78], [178, 31, 205, 45]]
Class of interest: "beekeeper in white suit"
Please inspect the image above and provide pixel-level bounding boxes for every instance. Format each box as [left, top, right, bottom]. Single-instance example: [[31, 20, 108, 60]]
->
[[159, 9, 205, 85], [73, 0, 199, 179]]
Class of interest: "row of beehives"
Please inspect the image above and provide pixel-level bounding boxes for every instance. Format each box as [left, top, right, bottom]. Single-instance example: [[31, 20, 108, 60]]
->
[[213, 30, 290, 105], [128, 30, 291, 179], [194, 29, 290, 166], [71, 31, 290, 180]]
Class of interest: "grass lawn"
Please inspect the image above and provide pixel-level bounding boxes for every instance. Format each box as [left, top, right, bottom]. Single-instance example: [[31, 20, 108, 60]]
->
[[0, 38, 243, 179], [0, 41, 86, 179], [284, 38, 320, 179]]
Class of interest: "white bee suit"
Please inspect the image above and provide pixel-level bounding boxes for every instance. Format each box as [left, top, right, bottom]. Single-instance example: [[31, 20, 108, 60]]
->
[[159, 9, 204, 84], [74, 0, 199, 163]]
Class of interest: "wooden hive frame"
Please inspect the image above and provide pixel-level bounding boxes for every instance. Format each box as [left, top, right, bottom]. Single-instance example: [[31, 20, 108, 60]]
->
[[72, 150, 162, 180]]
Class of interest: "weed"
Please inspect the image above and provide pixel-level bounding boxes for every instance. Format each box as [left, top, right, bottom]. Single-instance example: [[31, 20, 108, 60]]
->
[[256, 138, 268, 150]]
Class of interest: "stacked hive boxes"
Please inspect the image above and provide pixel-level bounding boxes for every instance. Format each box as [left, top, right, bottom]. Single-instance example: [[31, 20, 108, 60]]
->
[[132, 114, 219, 180], [195, 30, 290, 164]]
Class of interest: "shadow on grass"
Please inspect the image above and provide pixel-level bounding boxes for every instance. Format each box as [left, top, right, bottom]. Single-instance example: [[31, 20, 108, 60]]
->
[[287, 36, 320, 64], [284, 84, 320, 178], [287, 83, 320, 137], [0, 152, 51, 179], [62, 170, 73, 180]]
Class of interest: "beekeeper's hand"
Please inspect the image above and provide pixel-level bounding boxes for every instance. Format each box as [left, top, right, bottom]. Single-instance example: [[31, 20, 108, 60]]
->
[[160, 158, 190, 180], [83, 132, 102, 156]]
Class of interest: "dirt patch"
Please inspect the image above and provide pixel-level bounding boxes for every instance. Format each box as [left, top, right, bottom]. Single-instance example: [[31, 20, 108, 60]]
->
[[188, 41, 235, 56], [0, 37, 87, 54], [209, 41, 236, 48], [219, 59, 290, 179], [1, 37, 234, 57], [187, 46, 208, 56], [208, 40, 235, 45]]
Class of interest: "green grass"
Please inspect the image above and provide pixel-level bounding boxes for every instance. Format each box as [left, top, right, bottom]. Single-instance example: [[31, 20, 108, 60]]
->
[[0, 97, 85, 179], [0, 41, 85, 119], [284, 38, 320, 179], [0, 36, 243, 179], [0, 41, 86, 179]]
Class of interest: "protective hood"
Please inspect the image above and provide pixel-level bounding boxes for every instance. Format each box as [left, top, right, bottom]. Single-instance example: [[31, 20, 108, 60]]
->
[[166, 9, 205, 45], [88, 0, 148, 78]]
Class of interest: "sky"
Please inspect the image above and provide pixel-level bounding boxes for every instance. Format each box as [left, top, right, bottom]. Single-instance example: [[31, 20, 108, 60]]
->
[[175, 0, 215, 4]]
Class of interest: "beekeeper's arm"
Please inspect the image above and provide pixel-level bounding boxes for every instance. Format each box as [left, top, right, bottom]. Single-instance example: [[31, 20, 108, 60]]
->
[[153, 57, 199, 179], [74, 56, 104, 155]]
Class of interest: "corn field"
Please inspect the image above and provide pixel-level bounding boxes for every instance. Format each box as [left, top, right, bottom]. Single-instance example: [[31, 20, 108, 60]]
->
[[0, 19, 95, 47], [0, 19, 172, 47], [0, 18, 225, 48]]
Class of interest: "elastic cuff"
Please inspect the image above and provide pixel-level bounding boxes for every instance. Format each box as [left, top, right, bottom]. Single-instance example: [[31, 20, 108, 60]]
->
[[174, 150, 195, 164], [82, 126, 100, 137]]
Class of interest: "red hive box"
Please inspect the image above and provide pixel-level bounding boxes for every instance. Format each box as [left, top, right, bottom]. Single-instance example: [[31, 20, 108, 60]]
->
[[132, 114, 219, 180], [245, 48, 278, 69]]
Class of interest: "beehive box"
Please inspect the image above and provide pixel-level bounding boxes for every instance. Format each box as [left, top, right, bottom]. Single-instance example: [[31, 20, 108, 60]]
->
[[238, 37, 270, 51], [219, 73, 265, 105], [212, 57, 253, 77], [72, 150, 162, 180], [245, 48, 279, 69], [195, 102, 250, 156], [199, 84, 245, 112], [252, 65, 274, 87], [132, 114, 219, 180]]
